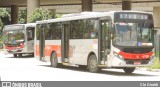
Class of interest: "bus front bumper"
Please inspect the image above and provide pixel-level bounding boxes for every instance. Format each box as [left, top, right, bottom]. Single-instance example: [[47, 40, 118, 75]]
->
[[109, 56, 155, 67]]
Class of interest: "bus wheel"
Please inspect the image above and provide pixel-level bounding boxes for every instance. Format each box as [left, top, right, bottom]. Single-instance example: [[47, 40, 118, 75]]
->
[[18, 54, 22, 57], [51, 52, 61, 68], [123, 67, 136, 74], [13, 54, 17, 58], [88, 54, 100, 73]]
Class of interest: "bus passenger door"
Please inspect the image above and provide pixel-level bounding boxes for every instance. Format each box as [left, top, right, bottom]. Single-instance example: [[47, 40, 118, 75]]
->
[[26, 27, 35, 53], [62, 23, 70, 63], [39, 26, 45, 61], [99, 20, 111, 65]]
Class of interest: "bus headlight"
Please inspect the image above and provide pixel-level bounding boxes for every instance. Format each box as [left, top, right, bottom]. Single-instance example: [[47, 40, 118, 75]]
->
[[113, 52, 124, 60]]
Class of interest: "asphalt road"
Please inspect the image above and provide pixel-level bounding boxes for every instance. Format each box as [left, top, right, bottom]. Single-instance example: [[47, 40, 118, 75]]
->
[[0, 51, 160, 81]]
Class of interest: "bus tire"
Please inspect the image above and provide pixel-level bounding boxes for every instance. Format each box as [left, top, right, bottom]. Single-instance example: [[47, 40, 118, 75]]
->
[[88, 54, 100, 73], [51, 52, 61, 68], [13, 54, 17, 58], [123, 67, 135, 74]]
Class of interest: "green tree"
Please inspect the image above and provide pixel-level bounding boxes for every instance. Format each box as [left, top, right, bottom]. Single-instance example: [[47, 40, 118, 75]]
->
[[55, 13, 62, 18], [0, 8, 28, 47], [0, 19, 3, 31], [19, 10, 27, 24], [0, 8, 11, 33], [28, 8, 53, 23], [0, 8, 11, 46]]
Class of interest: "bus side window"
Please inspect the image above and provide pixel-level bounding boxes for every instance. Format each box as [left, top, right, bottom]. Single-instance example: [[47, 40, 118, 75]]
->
[[51, 23, 61, 40], [45, 24, 52, 40], [85, 19, 97, 39], [27, 27, 35, 41], [71, 20, 84, 39]]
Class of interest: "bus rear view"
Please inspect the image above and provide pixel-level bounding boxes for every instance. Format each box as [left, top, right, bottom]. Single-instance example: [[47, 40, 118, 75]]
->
[[3, 23, 35, 57]]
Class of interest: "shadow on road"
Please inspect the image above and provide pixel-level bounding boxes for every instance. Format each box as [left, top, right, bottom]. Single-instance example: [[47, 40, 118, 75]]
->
[[99, 70, 156, 76], [6, 54, 34, 59], [39, 65, 158, 77]]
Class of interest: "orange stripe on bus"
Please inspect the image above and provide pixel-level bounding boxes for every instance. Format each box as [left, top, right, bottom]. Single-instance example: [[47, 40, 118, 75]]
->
[[36, 45, 61, 57]]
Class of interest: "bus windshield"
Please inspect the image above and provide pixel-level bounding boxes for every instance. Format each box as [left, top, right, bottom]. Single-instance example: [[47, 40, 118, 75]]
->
[[114, 21, 153, 47], [3, 28, 25, 45]]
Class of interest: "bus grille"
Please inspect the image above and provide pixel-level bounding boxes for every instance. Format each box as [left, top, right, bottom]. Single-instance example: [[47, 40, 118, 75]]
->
[[126, 60, 149, 65], [6, 44, 21, 47], [123, 48, 152, 54]]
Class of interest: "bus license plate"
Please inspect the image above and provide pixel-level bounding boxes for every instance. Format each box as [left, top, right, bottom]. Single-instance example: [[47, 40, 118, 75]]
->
[[134, 61, 141, 65]]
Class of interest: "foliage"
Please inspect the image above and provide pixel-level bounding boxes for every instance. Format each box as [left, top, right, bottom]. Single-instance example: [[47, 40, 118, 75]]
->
[[0, 19, 3, 31], [0, 8, 11, 33], [28, 8, 53, 23], [150, 57, 160, 69], [0, 7, 61, 45], [0, 8, 27, 43], [55, 13, 62, 18], [0, 8, 11, 45], [19, 10, 27, 24], [0, 8, 11, 24]]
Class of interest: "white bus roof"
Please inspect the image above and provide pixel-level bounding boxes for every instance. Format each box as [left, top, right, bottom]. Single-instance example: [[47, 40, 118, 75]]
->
[[4, 23, 36, 27], [3, 23, 36, 31], [36, 11, 152, 24]]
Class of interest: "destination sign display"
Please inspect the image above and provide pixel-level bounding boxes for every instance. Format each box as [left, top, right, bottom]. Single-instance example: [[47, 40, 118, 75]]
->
[[4, 25, 24, 31], [118, 13, 149, 20]]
